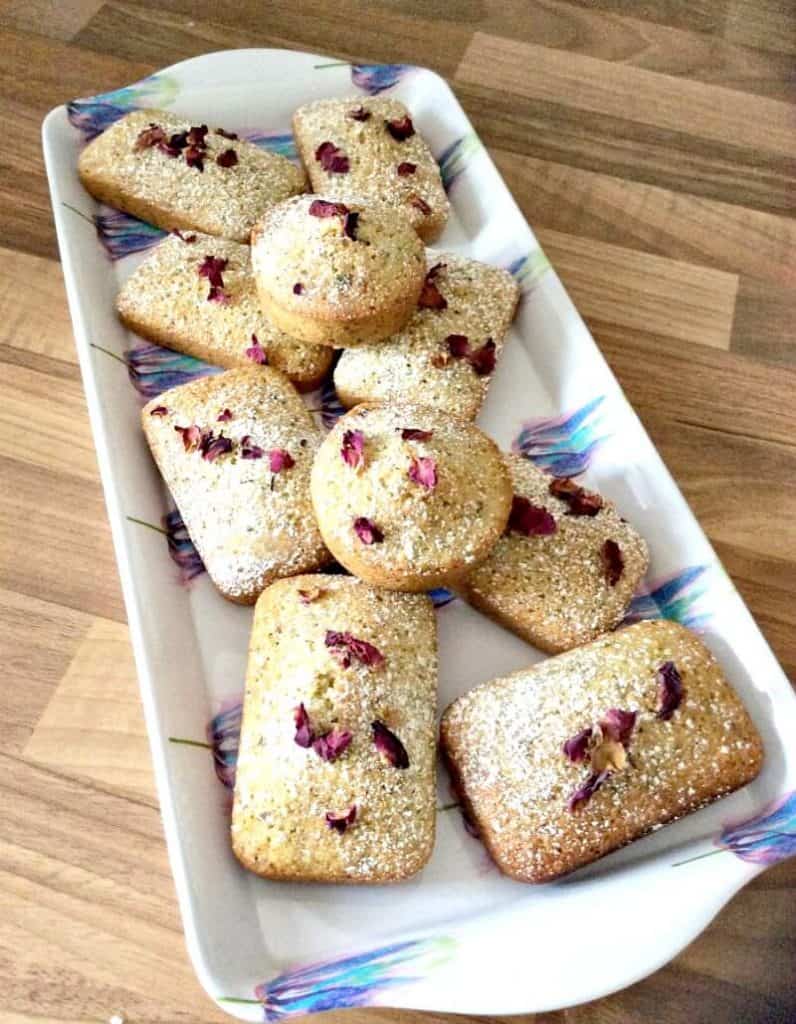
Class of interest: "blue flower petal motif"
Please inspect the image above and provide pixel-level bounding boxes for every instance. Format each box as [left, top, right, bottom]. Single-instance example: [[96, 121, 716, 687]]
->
[[351, 64, 413, 95], [429, 587, 456, 608], [512, 395, 607, 477], [249, 937, 455, 1019], [507, 249, 552, 295], [624, 564, 712, 631], [163, 508, 206, 584], [716, 790, 796, 865], [95, 208, 166, 260], [437, 133, 483, 193], [246, 131, 299, 163], [206, 699, 243, 790], [67, 73, 179, 140], [319, 377, 346, 430], [126, 342, 221, 400]]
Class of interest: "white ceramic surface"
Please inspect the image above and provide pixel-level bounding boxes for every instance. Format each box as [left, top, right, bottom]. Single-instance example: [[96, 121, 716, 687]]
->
[[42, 47, 796, 1021]]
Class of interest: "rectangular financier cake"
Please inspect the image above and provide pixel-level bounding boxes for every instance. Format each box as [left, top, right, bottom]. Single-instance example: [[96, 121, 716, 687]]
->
[[141, 367, 330, 603], [232, 575, 438, 883], [461, 455, 649, 652], [440, 620, 763, 883], [117, 231, 331, 392], [292, 97, 449, 242], [334, 252, 520, 421], [78, 108, 306, 242]]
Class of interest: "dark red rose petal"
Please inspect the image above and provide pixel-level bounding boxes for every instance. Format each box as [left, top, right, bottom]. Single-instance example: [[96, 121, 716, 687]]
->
[[325, 804, 357, 833], [408, 455, 437, 490], [349, 106, 371, 122], [508, 495, 557, 536], [401, 428, 433, 441], [293, 282, 304, 295], [174, 424, 202, 451], [343, 211, 360, 241], [134, 123, 167, 150], [312, 728, 353, 762], [158, 130, 188, 158], [397, 161, 417, 176], [325, 630, 386, 669], [198, 255, 228, 286], [240, 435, 263, 460], [200, 431, 233, 462], [600, 708, 637, 748], [184, 146, 205, 171], [245, 334, 268, 364], [446, 334, 470, 359], [149, 405, 169, 417], [408, 193, 431, 215], [353, 516, 384, 545], [601, 538, 624, 586], [418, 266, 447, 310], [427, 262, 446, 279], [568, 770, 610, 813], [293, 703, 313, 748], [216, 148, 238, 168], [171, 229, 197, 243], [216, 408, 233, 422], [385, 115, 415, 141], [207, 284, 228, 304], [186, 124, 209, 148], [341, 429, 365, 470], [372, 720, 409, 769], [468, 339, 496, 376], [562, 726, 593, 763], [549, 477, 604, 517], [268, 448, 295, 473], [215, 127, 239, 140], [309, 198, 350, 219], [314, 140, 350, 174], [656, 661, 684, 721]]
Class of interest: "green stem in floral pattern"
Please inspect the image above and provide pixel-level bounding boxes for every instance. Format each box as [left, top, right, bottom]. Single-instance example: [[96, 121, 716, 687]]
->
[[216, 997, 262, 1005], [672, 846, 728, 867], [126, 514, 167, 535], [91, 342, 127, 365], [313, 61, 350, 69], [62, 201, 95, 225], [168, 737, 212, 750], [437, 801, 459, 812]]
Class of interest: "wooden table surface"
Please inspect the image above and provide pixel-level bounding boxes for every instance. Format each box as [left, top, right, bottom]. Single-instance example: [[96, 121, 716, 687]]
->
[[1, 1, 794, 1021]]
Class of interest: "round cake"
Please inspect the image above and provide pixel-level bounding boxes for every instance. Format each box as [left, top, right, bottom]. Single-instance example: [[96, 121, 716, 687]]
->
[[250, 195, 426, 347], [310, 401, 513, 590]]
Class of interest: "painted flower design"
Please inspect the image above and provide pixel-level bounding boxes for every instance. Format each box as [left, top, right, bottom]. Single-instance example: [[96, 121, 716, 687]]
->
[[428, 587, 456, 608], [351, 63, 413, 95], [437, 133, 483, 193], [126, 342, 221, 400], [94, 207, 166, 260], [206, 699, 243, 790], [318, 377, 346, 430], [163, 508, 206, 583], [625, 564, 712, 631], [67, 73, 179, 140], [246, 130, 299, 163], [512, 395, 607, 478], [716, 790, 796, 865], [506, 248, 552, 295]]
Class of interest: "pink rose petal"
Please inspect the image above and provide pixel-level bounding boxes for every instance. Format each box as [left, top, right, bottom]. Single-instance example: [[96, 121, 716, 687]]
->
[[401, 428, 433, 441], [216, 408, 233, 422], [245, 334, 268, 364], [268, 448, 295, 473], [657, 661, 684, 721], [568, 770, 610, 813], [600, 708, 637, 747], [200, 431, 233, 462], [325, 804, 357, 833], [312, 729, 353, 762], [293, 282, 304, 295], [385, 115, 415, 141], [293, 703, 313, 748], [397, 161, 417, 176], [216, 148, 238, 168], [353, 517, 384, 545], [418, 265, 447, 310], [446, 334, 470, 358], [314, 140, 350, 174], [408, 455, 437, 489], [309, 199, 350, 218], [508, 495, 557, 536], [174, 424, 202, 451], [325, 630, 385, 669], [134, 123, 167, 150], [562, 726, 593, 763], [341, 429, 365, 470], [372, 720, 409, 769], [240, 435, 263, 460]]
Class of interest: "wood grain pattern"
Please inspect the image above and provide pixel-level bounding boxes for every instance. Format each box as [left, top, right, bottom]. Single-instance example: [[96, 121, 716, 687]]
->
[[0, 2, 794, 1022]]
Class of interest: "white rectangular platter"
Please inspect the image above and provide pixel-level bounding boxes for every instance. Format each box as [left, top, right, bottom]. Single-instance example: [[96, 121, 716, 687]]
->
[[42, 47, 796, 1020]]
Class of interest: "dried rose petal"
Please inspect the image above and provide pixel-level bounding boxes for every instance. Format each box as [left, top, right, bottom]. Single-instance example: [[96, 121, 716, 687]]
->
[[326, 630, 385, 669], [200, 431, 233, 462], [408, 193, 431, 215], [171, 229, 197, 243], [408, 455, 437, 489], [397, 161, 417, 176], [293, 703, 313, 748], [568, 770, 610, 812], [309, 199, 350, 218], [343, 211, 360, 241], [401, 428, 433, 441], [149, 405, 169, 417], [293, 282, 304, 295], [562, 726, 593, 763], [372, 720, 409, 769], [198, 255, 228, 286], [312, 728, 353, 762], [385, 115, 415, 141], [508, 495, 557, 536], [325, 804, 357, 833], [216, 148, 238, 168], [298, 587, 324, 605], [134, 123, 168, 150], [341, 429, 365, 470], [215, 127, 238, 140], [245, 334, 268, 364], [418, 266, 447, 310], [600, 708, 637, 747], [216, 408, 233, 422], [349, 106, 371, 121], [268, 448, 295, 473], [314, 140, 350, 174], [549, 477, 604, 517], [240, 435, 263, 460], [158, 130, 188, 157], [186, 124, 209, 148], [446, 334, 470, 359], [174, 424, 202, 451], [207, 284, 228, 303], [469, 339, 496, 376], [184, 146, 205, 171], [657, 661, 683, 721], [353, 516, 384, 545], [601, 538, 624, 586]]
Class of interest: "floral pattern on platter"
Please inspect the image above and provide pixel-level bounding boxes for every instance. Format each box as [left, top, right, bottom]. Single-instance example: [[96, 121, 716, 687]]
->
[[624, 564, 712, 632], [164, 508, 206, 584], [507, 248, 553, 296], [67, 73, 179, 140], [674, 790, 796, 868], [95, 207, 167, 259], [512, 395, 607, 478], [125, 341, 220, 400], [313, 376, 346, 430], [220, 936, 454, 1019], [246, 130, 299, 163], [437, 133, 483, 193], [207, 699, 243, 789], [429, 588, 455, 608]]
